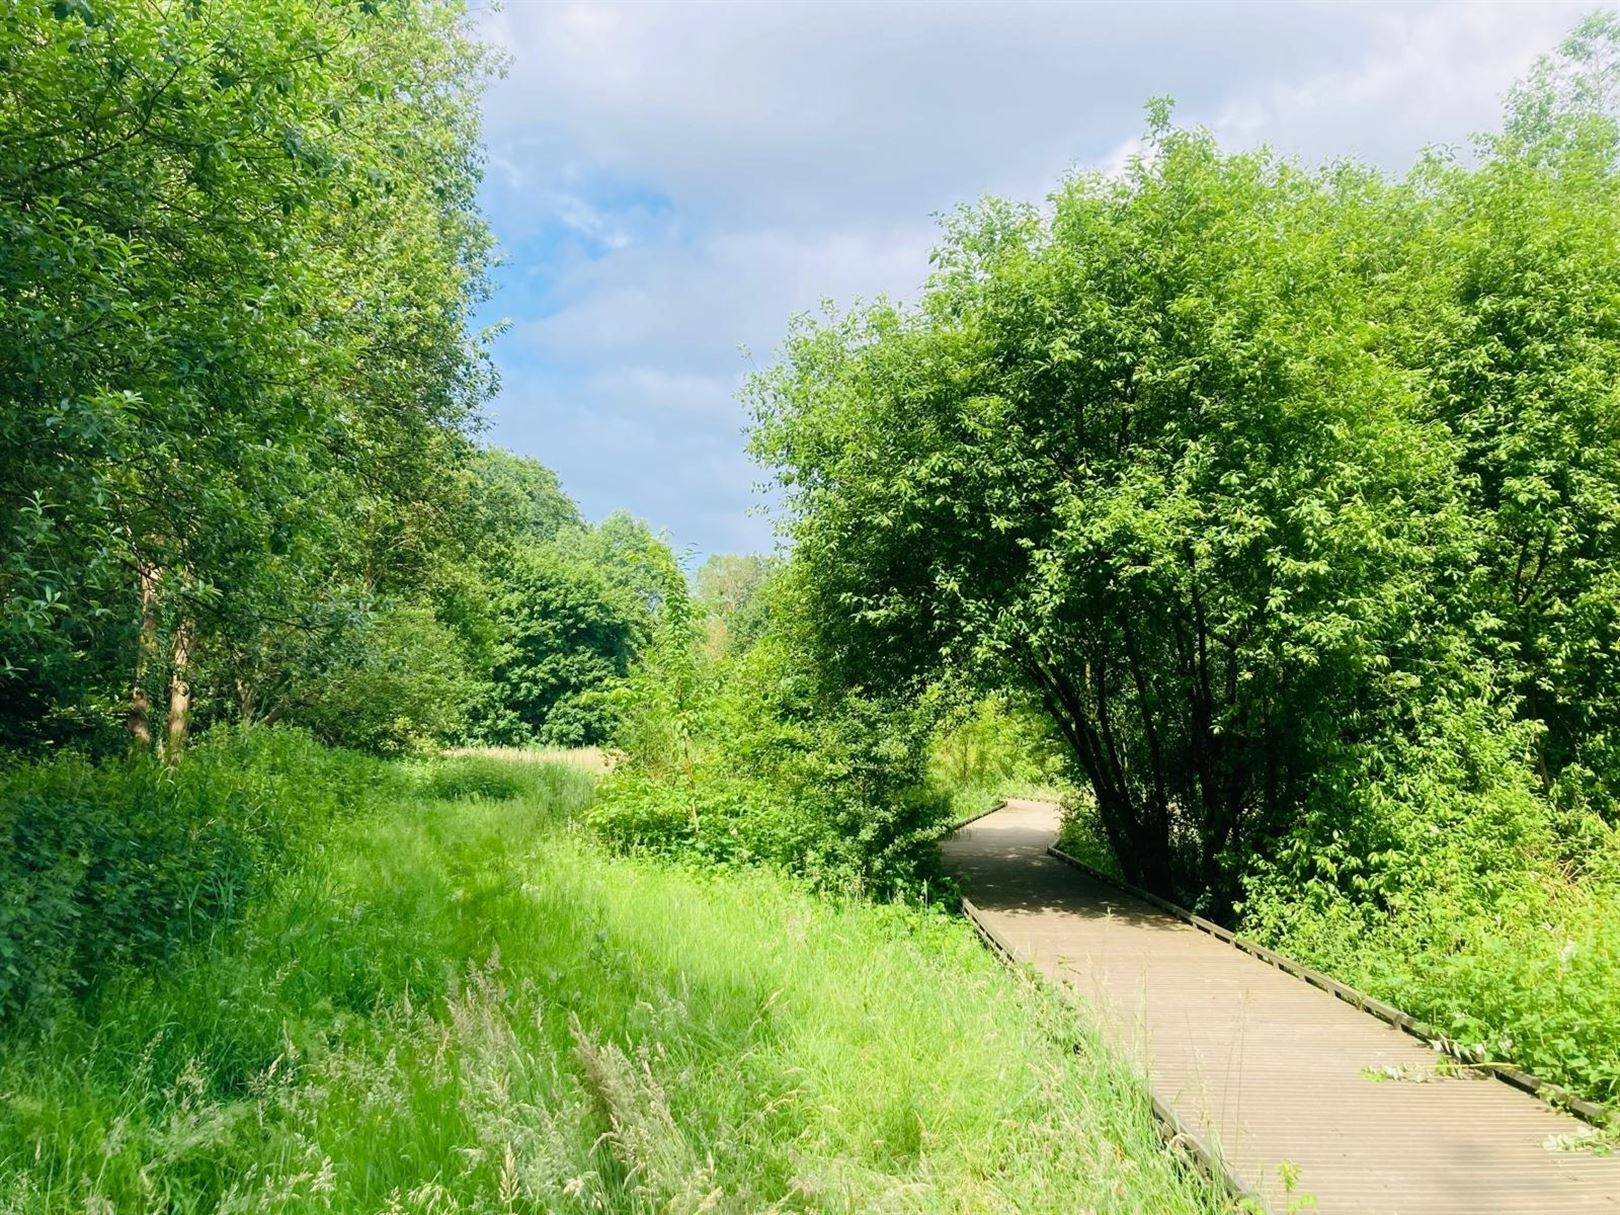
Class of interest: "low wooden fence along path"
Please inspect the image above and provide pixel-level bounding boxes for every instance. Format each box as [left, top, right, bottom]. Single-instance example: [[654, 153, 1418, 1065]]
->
[[942, 799, 1620, 1213]]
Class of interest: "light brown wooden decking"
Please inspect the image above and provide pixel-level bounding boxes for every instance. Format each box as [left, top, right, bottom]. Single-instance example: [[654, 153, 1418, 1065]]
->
[[942, 799, 1620, 1214]]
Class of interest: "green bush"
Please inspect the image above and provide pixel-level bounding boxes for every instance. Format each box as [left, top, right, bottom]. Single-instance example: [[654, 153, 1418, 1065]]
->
[[286, 604, 475, 755], [466, 540, 646, 748], [415, 756, 536, 803], [591, 623, 955, 895], [0, 727, 388, 1020], [1240, 697, 1620, 1103], [589, 767, 951, 895]]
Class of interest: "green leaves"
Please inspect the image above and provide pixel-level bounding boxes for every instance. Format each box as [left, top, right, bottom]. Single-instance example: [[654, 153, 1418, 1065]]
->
[[751, 18, 1620, 931], [51, 0, 93, 24], [1, 0, 499, 751], [754, 124, 1458, 903]]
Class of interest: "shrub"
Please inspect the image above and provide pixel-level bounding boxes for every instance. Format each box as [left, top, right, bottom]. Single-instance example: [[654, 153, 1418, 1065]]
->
[[286, 603, 475, 755], [591, 625, 955, 895], [415, 756, 534, 803], [0, 727, 387, 1020], [1240, 696, 1620, 1103]]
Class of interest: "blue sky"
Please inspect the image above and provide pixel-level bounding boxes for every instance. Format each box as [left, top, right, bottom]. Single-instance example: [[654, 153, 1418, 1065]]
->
[[472, 0, 1592, 560]]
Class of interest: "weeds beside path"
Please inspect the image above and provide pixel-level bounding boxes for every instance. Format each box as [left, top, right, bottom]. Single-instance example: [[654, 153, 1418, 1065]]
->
[[0, 754, 1224, 1215]]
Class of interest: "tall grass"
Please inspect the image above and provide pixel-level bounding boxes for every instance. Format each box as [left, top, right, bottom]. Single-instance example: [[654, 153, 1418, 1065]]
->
[[440, 745, 613, 774], [0, 753, 1223, 1214], [0, 728, 394, 1019]]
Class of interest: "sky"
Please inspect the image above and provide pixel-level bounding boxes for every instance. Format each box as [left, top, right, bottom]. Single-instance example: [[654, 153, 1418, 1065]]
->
[[472, 0, 1595, 560]]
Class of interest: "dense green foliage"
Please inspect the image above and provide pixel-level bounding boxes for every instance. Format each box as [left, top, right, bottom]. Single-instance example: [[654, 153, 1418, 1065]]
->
[[750, 115, 1466, 906], [7, 1, 1620, 1194], [0, 754, 1222, 1214], [931, 693, 1068, 818], [750, 22, 1620, 1103], [592, 564, 957, 894], [0, 0, 497, 754], [0, 1, 671, 760], [1236, 24, 1620, 1104], [471, 539, 644, 746], [1426, 39, 1620, 815], [694, 553, 777, 657], [0, 728, 390, 1019]]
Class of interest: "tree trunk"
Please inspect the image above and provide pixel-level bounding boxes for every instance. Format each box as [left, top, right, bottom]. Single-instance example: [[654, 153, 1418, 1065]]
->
[[126, 563, 160, 752], [1027, 653, 1181, 899], [164, 619, 194, 764]]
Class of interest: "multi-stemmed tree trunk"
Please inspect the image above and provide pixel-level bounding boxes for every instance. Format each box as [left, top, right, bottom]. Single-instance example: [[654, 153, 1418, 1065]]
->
[[125, 562, 159, 752], [751, 121, 1459, 910], [123, 561, 195, 763], [164, 618, 194, 764]]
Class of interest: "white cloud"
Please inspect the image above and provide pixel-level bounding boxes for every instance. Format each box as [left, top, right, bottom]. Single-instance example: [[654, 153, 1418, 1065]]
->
[[1206, 2, 1584, 161], [511, 223, 932, 368], [474, 0, 1600, 556]]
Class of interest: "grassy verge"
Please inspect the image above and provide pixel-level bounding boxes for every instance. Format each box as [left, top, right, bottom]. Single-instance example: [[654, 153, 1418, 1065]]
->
[[1056, 789, 1620, 1112], [0, 728, 396, 1019], [1244, 871, 1620, 1110], [0, 754, 1224, 1214], [440, 745, 613, 774]]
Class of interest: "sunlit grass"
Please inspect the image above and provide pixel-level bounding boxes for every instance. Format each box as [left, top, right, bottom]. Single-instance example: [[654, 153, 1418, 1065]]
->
[[442, 744, 613, 773], [0, 758, 1223, 1214]]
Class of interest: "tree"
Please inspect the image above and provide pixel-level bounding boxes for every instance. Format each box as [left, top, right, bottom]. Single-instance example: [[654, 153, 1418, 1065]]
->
[[280, 603, 473, 754], [751, 122, 1467, 904], [464, 449, 584, 551], [1393, 15, 1620, 813], [471, 542, 646, 748], [694, 553, 778, 658], [0, 0, 497, 756]]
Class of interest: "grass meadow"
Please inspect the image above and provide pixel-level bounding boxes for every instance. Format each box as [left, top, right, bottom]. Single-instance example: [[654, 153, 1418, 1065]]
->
[[0, 755, 1224, 1214]]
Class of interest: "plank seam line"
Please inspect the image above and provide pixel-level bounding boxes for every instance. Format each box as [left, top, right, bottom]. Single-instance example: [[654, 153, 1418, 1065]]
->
[[1044, 843, 1612, 1128], [959, 896, 1268, 1211]]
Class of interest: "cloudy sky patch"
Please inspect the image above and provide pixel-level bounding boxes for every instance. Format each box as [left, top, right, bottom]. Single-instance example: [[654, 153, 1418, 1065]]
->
[[473, 0, 1592, 557]]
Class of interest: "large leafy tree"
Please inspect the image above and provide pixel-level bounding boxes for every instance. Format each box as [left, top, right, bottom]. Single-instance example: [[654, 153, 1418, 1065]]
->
[[0, 0, 496, 755], [444, 473, 686, 749], [472, 542, 646, 748], [753, 25, 1620, 903], [752, 120, 1467, 903]]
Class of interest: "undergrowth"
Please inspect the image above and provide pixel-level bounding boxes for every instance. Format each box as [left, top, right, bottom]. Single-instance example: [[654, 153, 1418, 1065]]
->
[[0, 750, 1224, 1214], [0, 728, 395, 1020]]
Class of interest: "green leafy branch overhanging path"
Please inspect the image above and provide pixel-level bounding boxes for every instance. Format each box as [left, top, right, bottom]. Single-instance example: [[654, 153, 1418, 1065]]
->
[[944, 801, 1620, 1214]]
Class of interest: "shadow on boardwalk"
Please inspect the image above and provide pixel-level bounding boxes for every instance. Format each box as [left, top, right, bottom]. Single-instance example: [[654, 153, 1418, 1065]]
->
[[943, 799, 1620, 1215]]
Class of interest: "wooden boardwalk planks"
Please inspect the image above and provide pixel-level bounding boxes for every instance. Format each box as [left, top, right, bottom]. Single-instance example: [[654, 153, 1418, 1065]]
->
[[942, 799, 1620, 1214]]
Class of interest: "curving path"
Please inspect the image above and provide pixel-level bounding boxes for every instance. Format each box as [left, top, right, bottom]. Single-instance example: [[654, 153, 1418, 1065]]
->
[[943, 799, 1620, 1214]]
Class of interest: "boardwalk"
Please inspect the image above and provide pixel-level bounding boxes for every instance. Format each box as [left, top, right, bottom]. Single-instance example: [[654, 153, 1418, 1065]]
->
[[942, 799, 1620, 1214]]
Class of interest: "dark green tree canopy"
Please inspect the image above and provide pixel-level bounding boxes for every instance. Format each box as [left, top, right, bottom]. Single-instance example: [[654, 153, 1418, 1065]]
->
[[466, 449, 585, 548]]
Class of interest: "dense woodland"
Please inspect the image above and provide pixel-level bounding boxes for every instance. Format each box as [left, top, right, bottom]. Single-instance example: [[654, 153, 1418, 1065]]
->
[[3, 1, 1620, 1209]]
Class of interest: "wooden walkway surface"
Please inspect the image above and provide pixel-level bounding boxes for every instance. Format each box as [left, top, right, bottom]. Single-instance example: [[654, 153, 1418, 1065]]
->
[[942, 799, 1620, 1214]]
